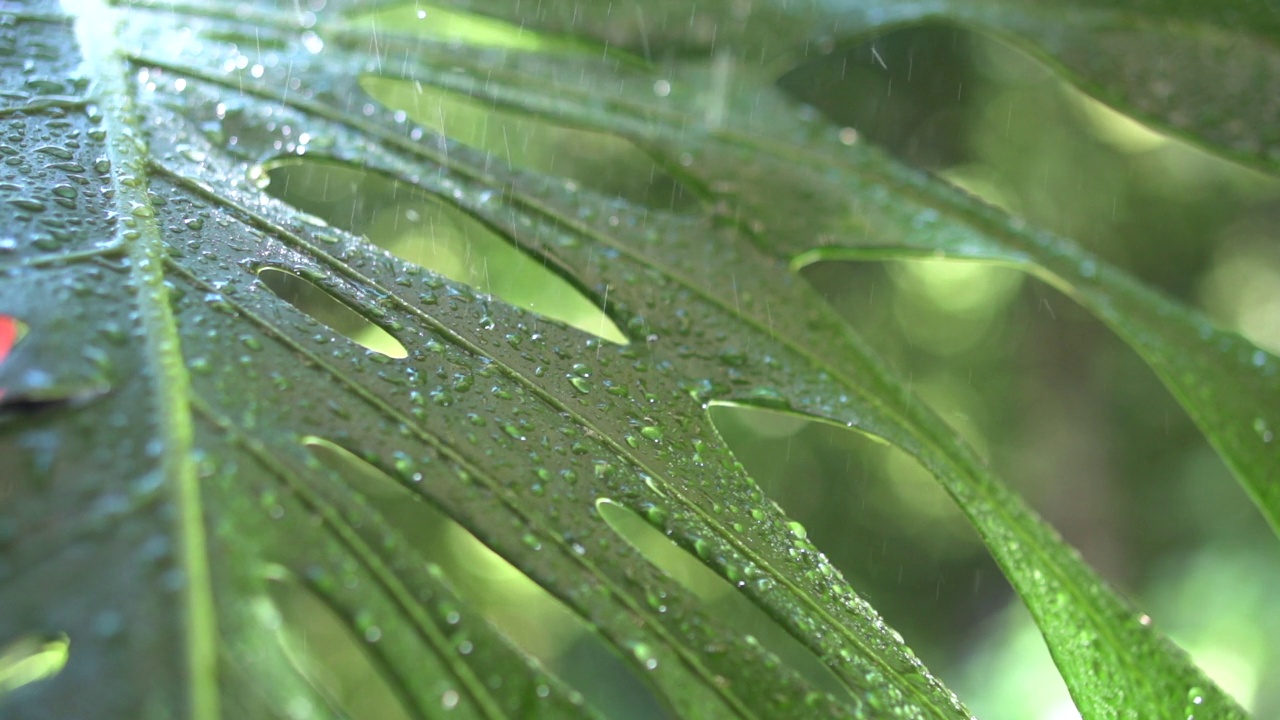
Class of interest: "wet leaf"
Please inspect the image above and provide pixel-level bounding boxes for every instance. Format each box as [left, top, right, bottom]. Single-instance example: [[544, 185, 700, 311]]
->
[[0, 1, 1265, 720]]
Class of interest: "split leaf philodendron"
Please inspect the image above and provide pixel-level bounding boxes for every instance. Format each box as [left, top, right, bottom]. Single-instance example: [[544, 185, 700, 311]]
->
[[0, 0, 1273, 719]]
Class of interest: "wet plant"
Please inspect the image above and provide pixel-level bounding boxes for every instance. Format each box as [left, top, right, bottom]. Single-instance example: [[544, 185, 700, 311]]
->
[[1, 1, 1277, 718]]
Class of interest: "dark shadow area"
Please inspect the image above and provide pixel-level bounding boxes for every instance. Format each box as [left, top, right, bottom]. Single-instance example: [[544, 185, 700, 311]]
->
[[777, 24, 978, 171]]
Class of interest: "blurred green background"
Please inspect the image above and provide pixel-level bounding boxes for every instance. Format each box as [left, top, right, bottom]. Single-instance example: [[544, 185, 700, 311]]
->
[[253, 13, 1280, 720], [773, 24, 1280, 720]]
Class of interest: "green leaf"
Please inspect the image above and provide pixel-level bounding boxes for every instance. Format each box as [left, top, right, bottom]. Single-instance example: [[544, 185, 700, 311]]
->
[[442, 0, 1280, 171], [308, 6, 1263, 715], [2, 1, 964, 718], [943, 0, 1280, 173], [0, 1, 1264, 720]]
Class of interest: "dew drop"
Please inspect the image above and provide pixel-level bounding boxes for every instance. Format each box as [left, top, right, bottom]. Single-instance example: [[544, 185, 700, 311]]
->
[[626, 641, 659, 670], [1254, 417, 1274, 443], [718, 349, 748, 367]]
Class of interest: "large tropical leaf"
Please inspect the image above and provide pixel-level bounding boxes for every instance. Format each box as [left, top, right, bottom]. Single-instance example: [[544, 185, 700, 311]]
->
[[0, 1, 1270, 719]]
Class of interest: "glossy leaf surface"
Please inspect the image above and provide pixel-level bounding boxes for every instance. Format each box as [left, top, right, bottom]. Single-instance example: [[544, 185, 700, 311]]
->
[[0, 1, 1268, 720]]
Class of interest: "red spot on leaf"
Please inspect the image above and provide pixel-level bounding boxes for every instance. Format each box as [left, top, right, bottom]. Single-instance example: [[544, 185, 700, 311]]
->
[[0, 315, 14, 363], [0, 314, 14, 401]]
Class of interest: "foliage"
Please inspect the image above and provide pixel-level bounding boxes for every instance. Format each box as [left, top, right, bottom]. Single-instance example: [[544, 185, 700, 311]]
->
[[0, 0, 1276, 718]]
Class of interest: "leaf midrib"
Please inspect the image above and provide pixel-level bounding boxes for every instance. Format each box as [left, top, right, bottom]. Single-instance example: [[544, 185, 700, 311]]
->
[[65, 0, 220, 718]]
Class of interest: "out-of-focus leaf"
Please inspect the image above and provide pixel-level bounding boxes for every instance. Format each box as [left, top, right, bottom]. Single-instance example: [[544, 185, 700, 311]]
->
[[443, 0, 1280, 171]]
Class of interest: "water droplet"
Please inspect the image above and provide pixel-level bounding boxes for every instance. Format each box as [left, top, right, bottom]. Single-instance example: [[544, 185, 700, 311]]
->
[[626, 641, 659, 670], [718, 349, 748, 367], [8, 198, 46, 212], [1186, 685, 1204, 719], [35, 145, 74, 160], [745, 386, 790, 409], [1254, 417, 1274, 443]]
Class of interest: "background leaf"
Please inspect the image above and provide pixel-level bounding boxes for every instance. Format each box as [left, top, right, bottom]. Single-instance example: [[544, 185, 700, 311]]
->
[[438, 0, 1280, 171]]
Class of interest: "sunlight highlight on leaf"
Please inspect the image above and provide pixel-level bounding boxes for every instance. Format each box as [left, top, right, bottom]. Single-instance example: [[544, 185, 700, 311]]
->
[[0, 635, 69, 697], [1073, 93, 1168, 154], [884, 260, 1024, 356], [256, 268, 408, 358], [263, 573, 413, 720], [351, 3, 596, 55], [262, 160, 630, 345], [1199, 233, 1280, 356]]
